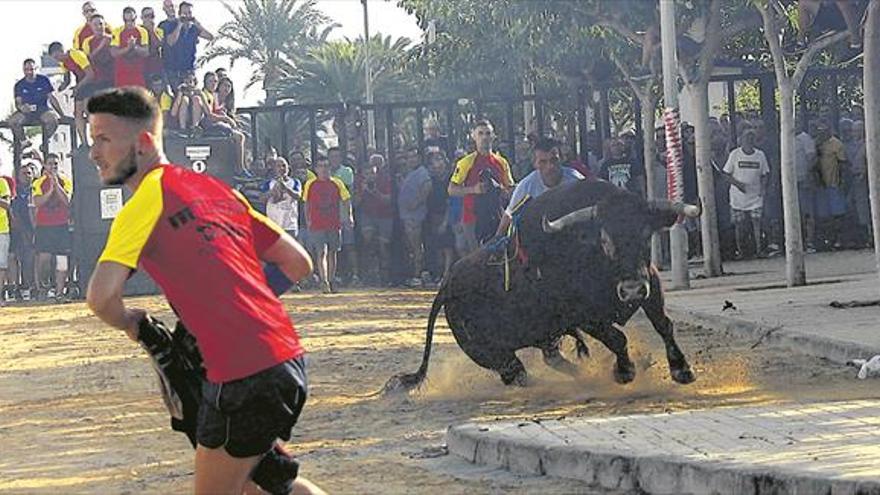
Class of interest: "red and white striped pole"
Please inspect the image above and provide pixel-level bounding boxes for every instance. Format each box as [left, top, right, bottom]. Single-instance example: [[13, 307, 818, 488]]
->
[[660, 0, 690, 289]]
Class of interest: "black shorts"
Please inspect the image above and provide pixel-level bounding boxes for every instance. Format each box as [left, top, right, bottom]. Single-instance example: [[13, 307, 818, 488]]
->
[[34, 225, 71, 255], [197, 357, 308, 458]]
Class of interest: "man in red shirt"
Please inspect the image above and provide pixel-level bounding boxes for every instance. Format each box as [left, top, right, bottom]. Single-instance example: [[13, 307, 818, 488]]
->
[[354, 153, 393, 284], [111, 7, 149, 87], [49, 41, 95, 146], [448, 119, 514, 253], [85, 87, 323, 494], [32, 153, 72, 302], [303, 156, 352, 293], [82, 14, 115, 92], [140, 6, 164, 82]]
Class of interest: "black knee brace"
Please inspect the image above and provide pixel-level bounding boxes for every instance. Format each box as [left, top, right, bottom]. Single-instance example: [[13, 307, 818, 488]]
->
[[251, 445, 300, 495]]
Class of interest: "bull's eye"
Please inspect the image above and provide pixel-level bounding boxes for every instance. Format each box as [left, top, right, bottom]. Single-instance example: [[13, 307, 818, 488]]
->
[[599, 229, 615, 258]]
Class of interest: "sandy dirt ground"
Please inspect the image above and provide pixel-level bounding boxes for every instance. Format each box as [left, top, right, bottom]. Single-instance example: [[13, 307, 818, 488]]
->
[[1, 289, 877, 494]]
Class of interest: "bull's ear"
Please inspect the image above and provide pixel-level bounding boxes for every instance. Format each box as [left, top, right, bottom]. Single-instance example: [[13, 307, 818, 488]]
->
[[649, 209, 679, 231]]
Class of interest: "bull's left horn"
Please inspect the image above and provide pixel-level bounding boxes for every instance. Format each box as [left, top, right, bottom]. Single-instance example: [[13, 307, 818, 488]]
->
[[648, 199, 702, 218], [542, 205, 598, 233]]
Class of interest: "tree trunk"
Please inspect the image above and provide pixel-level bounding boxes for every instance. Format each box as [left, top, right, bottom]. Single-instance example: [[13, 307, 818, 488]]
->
[[639, 92, 663, 267], [778, 85, 807, 286], [865, 1, 880, 284], [690, 82, 722, 277], [523, 78, 536, 136]]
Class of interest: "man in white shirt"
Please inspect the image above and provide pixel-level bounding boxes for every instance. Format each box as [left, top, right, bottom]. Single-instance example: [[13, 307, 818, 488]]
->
[[496, 137, 584, 236], [265, 157, 302, 239], [721, 129, 770, 259], [795, 116, 818, 250]]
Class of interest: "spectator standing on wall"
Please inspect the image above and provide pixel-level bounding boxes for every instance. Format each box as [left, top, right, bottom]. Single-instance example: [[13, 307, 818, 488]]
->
[[82, 14, 116, 94], [140, 6, 164, 83], [48, 42, 95, 147], [110, 7, 150, 88], [162, 1, 213, 90]]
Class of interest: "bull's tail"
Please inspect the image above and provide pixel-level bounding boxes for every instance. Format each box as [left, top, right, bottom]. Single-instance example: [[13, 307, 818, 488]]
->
[[382, 287, 447, 394]]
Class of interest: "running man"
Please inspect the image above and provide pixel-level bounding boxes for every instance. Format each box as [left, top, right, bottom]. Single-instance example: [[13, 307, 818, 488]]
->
[[84, 87, 324, 495]]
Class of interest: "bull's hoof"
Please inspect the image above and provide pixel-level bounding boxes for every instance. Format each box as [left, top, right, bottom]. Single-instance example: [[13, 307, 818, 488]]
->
[[671, 367, 696, 384], [501, 370, 528, 387], [613, 362, 636, 384]]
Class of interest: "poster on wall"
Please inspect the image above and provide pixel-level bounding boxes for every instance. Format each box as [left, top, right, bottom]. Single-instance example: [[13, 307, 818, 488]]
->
[[100, 188, 124, 219]]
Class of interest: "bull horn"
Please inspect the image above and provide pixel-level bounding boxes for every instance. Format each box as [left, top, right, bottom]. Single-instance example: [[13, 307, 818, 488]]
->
[[648, 199, 702, 218], [542, 205, 598, 233]]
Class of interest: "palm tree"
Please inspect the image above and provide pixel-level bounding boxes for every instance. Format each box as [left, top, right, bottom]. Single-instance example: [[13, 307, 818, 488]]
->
[[279, 34, 417, 104], [202, 0, 337, 102]]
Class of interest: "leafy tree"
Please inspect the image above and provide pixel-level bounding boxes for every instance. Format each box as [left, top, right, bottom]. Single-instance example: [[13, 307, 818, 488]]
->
[[202, 0, 337, 101]]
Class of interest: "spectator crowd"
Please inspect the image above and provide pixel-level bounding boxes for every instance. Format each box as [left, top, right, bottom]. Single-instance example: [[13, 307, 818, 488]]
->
[[0, 2, 874, 304]]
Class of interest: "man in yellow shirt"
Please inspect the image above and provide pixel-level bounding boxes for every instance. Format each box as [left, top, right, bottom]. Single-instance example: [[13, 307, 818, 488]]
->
[[0, 176, 10, 305], [813, 120, 849, 250]]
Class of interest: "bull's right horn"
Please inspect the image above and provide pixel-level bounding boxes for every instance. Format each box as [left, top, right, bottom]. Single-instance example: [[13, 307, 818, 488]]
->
[[542, 205, 598, 233]]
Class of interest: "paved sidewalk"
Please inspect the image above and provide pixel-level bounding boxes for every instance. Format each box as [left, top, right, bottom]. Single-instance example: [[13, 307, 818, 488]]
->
[[663, 250, 880, 364], [447, 400, 880, 494]]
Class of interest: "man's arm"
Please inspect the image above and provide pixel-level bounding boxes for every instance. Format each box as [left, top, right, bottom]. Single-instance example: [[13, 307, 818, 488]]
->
[[14, 96, 30, 114], [448, 182, 482, 197], [260, 232, 313, 284], [48, 93, 64, 117], [166, 21, 183, 46], [341, 199, 353, 227], [33, 180, 52, 208], [0, 193, 9, 211], [58, 72, 72, 92], [194, 19, 214, 41], [86, 261, 144, 340]]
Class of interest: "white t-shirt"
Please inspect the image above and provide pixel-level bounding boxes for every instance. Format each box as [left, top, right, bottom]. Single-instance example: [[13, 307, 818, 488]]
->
[[795, 132, 817, 183], [266, 176, 301, 232], [723, 147, 769, 211], [505, 167, 583, 215]]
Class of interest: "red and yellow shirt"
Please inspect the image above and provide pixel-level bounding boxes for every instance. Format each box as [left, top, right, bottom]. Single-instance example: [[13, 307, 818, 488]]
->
[[98, 165, 304, 383], [60, 49, 90, 83], [83, 34, 115, 83], [449, 151, 513, 225], [302, 177, 350, 231], [111, 25, 150, 87], [74, 22, 113, 50], [32, 175, 72, 227]]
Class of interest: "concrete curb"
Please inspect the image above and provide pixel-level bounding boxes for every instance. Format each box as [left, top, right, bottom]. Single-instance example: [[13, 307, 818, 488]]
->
[[667, 307, 880, 365], [446, 422, 880, 494]]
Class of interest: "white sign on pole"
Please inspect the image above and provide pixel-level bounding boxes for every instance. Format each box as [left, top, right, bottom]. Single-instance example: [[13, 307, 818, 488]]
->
[[100, 188, 124, 219]]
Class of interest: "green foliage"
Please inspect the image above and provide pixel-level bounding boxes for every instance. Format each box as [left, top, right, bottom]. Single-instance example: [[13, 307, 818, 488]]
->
[[279, 34, 416, 103], [202, 0, 337, 94]]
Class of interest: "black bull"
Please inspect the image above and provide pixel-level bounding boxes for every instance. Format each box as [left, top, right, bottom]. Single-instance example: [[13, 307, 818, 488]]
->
[[387, 180, 701, 389]]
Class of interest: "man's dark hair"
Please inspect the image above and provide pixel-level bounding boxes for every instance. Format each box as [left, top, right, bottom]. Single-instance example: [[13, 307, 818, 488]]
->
[[23, 58, 36, 66], [314, 154, 329, 165], [533, 137, 559, 153], [48, 42, 64, 55], [123, 6, 136, 15], [90, 13, 104, 21], [87, 87, 161, 130], [46, 152, 61, 161], [472, 119, 492, 130], [179, 1, 193, 11]]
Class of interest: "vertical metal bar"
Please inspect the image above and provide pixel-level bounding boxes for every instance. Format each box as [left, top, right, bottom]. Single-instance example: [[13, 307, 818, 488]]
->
[[309, 108, 318, 164], [446, 101, 456, 157], [535, 96, 544, 137], [505, 101, 515, 165], [600, 89, 611, 139], [727, 80, 737, 147], [279, 109, 289, 160], [634, 95, 643, 165], [830, 71, 841, 133], [415, 106, 424, 160], [338, 105, 348, 156], [577, 88, 588, 165], [385, 106, 394, 171], [249, 110, 259, 168]]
